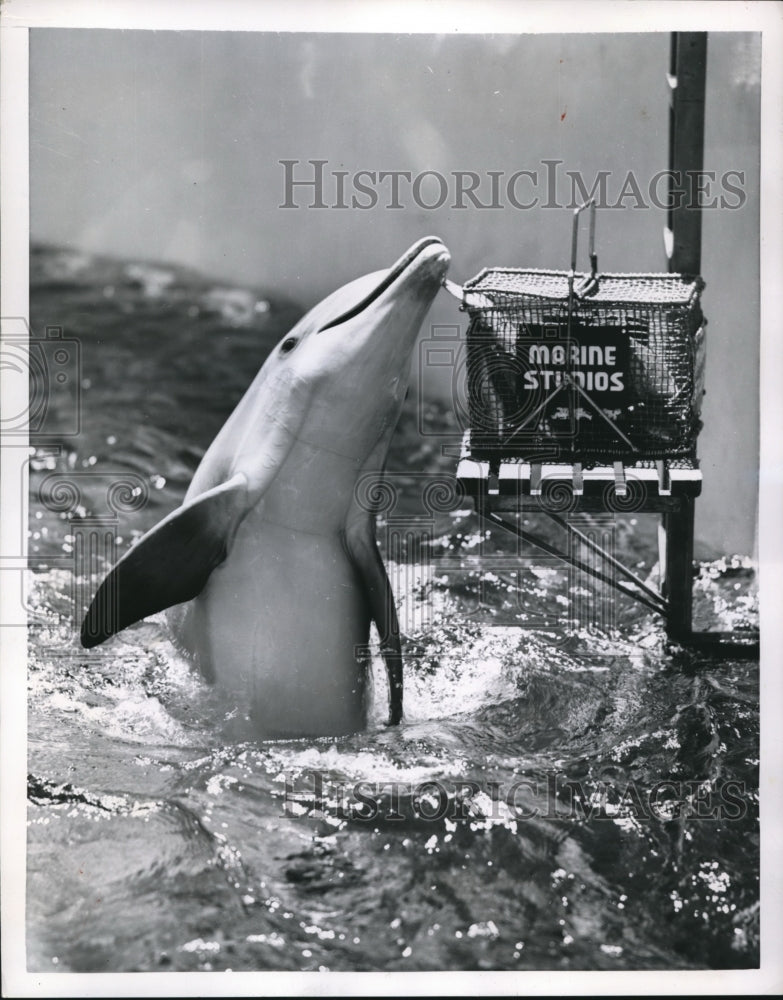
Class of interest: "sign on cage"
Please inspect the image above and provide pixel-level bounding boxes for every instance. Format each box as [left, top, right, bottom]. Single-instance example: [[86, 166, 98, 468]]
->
[[461, 202, 706, 465]]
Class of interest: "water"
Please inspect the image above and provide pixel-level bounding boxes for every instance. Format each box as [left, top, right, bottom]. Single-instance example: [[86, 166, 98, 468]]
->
[[26, 245, 759, 972]]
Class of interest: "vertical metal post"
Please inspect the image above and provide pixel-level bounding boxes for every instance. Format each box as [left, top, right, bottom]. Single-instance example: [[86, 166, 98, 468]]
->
[[663, 499, 695, 640], [665, 32, 708, 275], [662, 33, 706, 639]]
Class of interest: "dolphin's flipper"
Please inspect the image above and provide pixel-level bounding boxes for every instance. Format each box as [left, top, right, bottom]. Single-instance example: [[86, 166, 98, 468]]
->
[[343, 436, 404, 727], [343, 509, 403, 725], [80, 474, 248, 649]]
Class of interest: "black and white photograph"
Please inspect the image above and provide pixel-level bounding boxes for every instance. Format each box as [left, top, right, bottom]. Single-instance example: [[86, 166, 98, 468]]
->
[[1, 1, 781, 995]]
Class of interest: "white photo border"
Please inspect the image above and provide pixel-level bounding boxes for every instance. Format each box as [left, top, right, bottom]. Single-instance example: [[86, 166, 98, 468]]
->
[[2, 1, 781, 996]]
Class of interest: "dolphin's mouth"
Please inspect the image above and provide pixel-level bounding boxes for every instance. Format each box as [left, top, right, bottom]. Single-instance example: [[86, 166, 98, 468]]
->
[[318, 236, 446, 333]]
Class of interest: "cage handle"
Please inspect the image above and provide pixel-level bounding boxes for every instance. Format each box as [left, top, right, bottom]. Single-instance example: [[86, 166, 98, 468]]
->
[[569, 200, 599, 299]]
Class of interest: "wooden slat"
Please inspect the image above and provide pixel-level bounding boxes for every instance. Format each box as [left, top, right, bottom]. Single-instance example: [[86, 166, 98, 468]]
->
[[572, 462, 584, 495], [530, 463, 542, 495], [613, 461, 627, 497], [656, 459, 672, 494]]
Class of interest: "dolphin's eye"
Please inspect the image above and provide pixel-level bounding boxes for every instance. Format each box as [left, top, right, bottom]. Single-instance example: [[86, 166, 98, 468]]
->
[[279, 337, 298, 354]]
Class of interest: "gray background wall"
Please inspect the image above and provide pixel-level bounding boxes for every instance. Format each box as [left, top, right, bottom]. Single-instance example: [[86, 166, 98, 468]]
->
[[29, 30, 760, 557]]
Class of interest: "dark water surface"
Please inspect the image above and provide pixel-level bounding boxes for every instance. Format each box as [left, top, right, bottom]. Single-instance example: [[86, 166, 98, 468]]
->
[[26, 246, 759, 973]]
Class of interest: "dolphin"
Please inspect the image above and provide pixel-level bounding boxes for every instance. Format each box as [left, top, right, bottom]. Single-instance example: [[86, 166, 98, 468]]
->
[[80, 236, 451, 739]]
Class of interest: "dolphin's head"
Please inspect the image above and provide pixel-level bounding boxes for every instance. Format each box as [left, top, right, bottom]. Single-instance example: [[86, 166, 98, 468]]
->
[[260, 236, 451, 456], [276, 235, 449, 370]]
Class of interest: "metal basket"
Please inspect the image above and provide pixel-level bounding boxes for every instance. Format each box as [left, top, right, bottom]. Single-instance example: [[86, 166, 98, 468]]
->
[[462, 203, 706, 464]]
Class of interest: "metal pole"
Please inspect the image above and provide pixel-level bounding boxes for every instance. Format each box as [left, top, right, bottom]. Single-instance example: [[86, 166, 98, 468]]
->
[[665, 32, 707, 276], [661, 32, 706, 640]]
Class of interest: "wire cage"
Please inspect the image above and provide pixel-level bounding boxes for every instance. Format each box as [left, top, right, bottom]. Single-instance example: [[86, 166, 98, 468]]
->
[[462, 209, 706, 465]]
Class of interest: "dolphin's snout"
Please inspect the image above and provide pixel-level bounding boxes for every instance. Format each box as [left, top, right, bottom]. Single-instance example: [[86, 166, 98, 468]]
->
[[408, 234, 446, 255], [416, 236, 450, 261], [388, 235, 448, 276], [415, 239, 450, 283], [319, 236, 449, 332], [403, 236, 450, 281]]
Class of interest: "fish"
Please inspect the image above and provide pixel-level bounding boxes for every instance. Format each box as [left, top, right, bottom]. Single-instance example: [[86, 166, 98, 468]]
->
[[81, 236, 451, 738]]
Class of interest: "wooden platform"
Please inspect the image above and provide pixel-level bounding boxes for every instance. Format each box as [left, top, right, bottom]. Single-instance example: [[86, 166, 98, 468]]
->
[[456, 432, 702, 514], [455, 431, 703, 637]]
